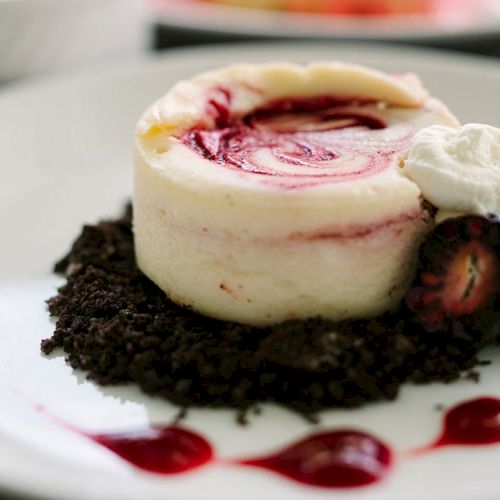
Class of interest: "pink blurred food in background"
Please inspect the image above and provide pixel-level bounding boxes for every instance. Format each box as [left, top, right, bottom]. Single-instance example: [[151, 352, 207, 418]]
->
[[151, 0, 499, 40], [198, 0, 482, 17]]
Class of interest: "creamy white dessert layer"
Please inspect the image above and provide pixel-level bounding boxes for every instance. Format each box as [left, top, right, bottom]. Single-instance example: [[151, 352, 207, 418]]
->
[[134, 62, 458, 326]]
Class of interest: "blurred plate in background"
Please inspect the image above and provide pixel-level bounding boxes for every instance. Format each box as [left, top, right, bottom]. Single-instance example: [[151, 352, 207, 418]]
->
[[0, 0, 147, 83], [150, 0, 500, 42]]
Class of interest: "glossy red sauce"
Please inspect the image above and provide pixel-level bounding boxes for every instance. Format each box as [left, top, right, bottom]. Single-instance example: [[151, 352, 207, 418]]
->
[[28, 402, 213, 475], [30, 396, 500, 487], [90, 426, 213, 474], [434, 397, 500, 448], [237, 430, 392, 488]]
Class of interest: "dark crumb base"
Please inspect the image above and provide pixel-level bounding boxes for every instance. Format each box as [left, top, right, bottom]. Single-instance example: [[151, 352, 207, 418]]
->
[[42, 205, 497, 417]]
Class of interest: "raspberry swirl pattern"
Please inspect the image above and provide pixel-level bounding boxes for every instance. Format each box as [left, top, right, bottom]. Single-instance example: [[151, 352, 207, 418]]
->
[[182, 93, 414, 186]]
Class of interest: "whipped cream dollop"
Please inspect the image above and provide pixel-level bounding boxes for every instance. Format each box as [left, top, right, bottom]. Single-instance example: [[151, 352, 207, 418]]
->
[[403, 124, 500, 214]]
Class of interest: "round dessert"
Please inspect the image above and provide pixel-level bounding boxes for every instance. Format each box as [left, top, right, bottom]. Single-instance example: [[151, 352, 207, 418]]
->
[[134, 62, 458, 326]]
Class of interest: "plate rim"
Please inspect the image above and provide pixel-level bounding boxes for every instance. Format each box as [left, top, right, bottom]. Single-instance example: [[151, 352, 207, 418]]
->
[[2, 39, 500, 100]]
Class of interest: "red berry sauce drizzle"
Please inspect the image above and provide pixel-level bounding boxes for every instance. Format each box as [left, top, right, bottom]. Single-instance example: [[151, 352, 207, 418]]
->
[[32, 401, 390, 486], [415, 397, 500, 453], [86, 425, 392, 487], [236, 430, 392, 488], [31, 397, 500, 487], [90, 426, 213, 474], [31, 403, 212, 475], [180, 88, 414, 188]]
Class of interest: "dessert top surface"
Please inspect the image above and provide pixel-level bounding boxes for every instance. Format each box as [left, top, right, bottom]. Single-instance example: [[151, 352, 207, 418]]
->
[[136, 62, 429, 135], [177, 96, 421, 188], [134, 62, 458, 228]]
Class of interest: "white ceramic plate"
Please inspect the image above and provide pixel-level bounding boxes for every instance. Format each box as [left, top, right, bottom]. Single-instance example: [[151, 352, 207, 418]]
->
[[1, 42, 500, 500], [150, 0, 500, 42], [0, 0, 146, 84]]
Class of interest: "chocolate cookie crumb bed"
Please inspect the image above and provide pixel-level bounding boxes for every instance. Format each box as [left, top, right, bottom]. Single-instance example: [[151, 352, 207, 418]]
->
[[42, 206, 496, 417]]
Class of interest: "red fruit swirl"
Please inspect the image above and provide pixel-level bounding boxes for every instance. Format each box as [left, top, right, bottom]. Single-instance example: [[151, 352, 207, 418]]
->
[[180, 90, 414, 188], [28, 401, 214, 475]]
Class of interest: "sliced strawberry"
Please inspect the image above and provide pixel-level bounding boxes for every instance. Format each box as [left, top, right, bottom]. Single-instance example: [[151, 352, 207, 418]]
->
[[406, 215, 500, 338]]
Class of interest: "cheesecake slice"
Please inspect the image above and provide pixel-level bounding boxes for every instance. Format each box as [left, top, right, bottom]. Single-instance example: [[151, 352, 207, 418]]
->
[[134, 62, 458, 326]]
